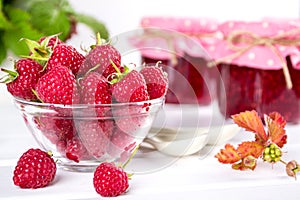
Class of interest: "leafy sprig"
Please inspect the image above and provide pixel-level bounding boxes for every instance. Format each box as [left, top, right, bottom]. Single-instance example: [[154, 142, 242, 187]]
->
[[215, 110, 300, 179], [0, 0, 109, 64]]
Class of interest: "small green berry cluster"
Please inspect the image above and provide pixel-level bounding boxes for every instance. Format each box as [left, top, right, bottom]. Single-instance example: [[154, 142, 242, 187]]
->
[[262, 143, 300, 179], [263, 143, 282, 163]]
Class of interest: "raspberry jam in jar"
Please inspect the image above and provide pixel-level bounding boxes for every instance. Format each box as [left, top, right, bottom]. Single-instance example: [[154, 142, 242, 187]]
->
[[213, 20, 300, 123], [217, 58, 300, 123], [134, 17, 220, 105], [142, 54, 213, 105]]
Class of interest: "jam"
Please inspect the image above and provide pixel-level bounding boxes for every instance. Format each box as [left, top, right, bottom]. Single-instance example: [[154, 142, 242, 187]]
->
[[217, 56, 300, 123], [142, 53, 214, 105]]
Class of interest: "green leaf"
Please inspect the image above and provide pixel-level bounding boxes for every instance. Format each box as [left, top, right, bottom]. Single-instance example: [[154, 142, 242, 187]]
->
[[0, 0, 13, 30], [3, 6, 43, 56], [28, 0, 71, 41], [3, 28, 42, 56], [4, 4, 31, 23], [0, 32, 7, 63], [74, 13, 109, 40]]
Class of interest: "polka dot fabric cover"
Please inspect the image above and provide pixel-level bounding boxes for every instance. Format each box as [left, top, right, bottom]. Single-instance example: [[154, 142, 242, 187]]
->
[[133, 16, 220, 60], [212, 19, 300, 70]]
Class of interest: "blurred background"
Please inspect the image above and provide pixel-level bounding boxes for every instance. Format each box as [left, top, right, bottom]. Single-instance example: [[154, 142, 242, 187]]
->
[[69, 0, 300, 36], [1, 0, 300, 105]]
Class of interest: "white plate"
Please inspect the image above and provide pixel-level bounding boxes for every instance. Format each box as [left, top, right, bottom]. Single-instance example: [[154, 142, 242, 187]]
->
[[144, 124, 241, 157]]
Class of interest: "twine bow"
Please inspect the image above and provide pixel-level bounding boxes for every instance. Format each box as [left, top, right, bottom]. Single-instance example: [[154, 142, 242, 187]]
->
[[215, 28, 300, 89]]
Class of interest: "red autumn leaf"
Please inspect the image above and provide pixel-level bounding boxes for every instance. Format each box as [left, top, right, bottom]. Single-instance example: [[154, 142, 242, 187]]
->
[[215, 144, 241, 164], [232, 110, 267, 144], [236, 141, 264, 159], [265, 113, 287, 148], [268, 112, 286, 128]]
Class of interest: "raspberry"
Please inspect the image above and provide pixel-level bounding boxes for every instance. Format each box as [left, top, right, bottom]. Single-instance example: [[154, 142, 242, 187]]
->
[[140, 63, 168, 99], [77, 120, 113, 159], [35, 65, 80, 105], [93, 162, 129, 197], [65, 136, 91, 163], [1, 58, 44, 101], [112, 70, 149, 103], [13, 148, 56, 189], [263, 143, 282, 163], [77, 34, 122, 78]]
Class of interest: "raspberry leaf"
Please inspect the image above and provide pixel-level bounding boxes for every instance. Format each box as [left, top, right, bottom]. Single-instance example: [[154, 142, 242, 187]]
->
[[2, 6, 43, 56], [0, 3, 12, 30], [215, 144, 241, 164], [0, 37, 6, 64], [268, 112, 287, 128], [28, 0, 71, 41], [232, 110, 267, 144], [265, 112, 287, 148], [236, 141, 264, 159]]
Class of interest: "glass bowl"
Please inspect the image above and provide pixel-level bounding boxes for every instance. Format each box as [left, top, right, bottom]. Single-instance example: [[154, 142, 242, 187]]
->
[[14, 97, 165, 172]]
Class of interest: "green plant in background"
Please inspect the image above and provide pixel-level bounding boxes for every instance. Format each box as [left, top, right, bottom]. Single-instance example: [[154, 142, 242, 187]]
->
[[0, 0, 109, 64]]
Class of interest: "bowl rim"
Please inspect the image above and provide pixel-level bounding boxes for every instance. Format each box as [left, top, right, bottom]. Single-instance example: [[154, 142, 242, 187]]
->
[[13, 96, 165, 109]]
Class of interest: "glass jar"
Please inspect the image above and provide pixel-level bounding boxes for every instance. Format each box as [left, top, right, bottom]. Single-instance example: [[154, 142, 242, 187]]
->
[[132, 17, 220, 105], [142, 53, 213, 104], [213, 20, 300, 123]]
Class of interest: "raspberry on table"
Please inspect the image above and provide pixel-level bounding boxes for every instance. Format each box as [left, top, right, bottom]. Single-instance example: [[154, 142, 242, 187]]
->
[[93, 162, 129, 197], [13, 148, 57, 189]]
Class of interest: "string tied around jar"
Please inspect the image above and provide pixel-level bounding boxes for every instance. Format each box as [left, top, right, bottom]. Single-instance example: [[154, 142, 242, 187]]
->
[[213, 28, 300, 89]]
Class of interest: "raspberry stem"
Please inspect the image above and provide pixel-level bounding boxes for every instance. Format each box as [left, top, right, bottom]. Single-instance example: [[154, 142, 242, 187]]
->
[[110, 59, 121, 75], [96, 32, 102, 46], [122, 145, 139, 169], [280, 159, 287, 165]]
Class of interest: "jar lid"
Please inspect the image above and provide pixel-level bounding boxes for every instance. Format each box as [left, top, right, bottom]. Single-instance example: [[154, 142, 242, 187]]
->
[[212, 19, 300, 70], [130, 16, 220, 59]]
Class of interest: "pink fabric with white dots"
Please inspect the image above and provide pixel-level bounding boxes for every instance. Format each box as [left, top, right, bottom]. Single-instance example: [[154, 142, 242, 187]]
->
[[132, 17, 300, 70], [131, 17, 219, 60], [212, 20, 300, 70]]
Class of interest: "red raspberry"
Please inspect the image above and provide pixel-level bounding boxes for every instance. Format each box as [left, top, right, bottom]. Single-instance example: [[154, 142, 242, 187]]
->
[[77, 120, 113, 158], [35, 116, 75, 144], [93, 162, 129, 197], [140, 64, 168, 99], [35, 65, 80, 105], [79, 71, 112, 116], [77, 34, 122, 78], [13, 148, 56, 189], [46, 43, 85, 76], [1, 58, 44, 101], [112, 70, 149, 103], [65, 136, 91, 163]]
